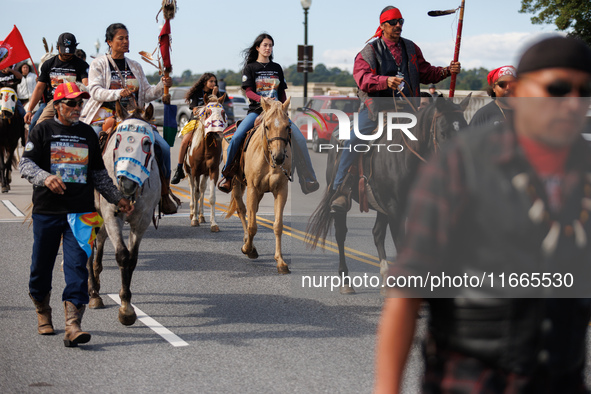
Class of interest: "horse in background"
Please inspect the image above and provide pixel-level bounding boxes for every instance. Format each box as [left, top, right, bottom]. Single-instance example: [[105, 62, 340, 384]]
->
[[223, 98, 293, 274], [307, 96, 471, 293], [0, 87, 25, 193], [184, 91, 227, 231], [87, 102, 161, 325]]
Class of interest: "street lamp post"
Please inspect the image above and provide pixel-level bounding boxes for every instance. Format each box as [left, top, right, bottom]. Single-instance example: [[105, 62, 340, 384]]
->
[[301, 0, 312, 103]]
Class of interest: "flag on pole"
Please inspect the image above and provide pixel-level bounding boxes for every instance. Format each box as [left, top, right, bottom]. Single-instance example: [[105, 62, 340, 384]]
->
[[0, 26, 32, 70], [159, 19, 177, 147]]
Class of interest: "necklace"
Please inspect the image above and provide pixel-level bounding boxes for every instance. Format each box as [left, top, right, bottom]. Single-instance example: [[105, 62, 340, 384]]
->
[[495, 100, 507, 119], [512, 171, 591, 256], [257, 61, 270, 69]]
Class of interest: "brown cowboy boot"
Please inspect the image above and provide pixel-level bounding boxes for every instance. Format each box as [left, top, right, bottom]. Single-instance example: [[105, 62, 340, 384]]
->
[[29, 293, 55, 335], [330, 176, 353, 213], [160, 179, 180, 215], [63, 301, 91, 347], [217, 175, 233, 194]]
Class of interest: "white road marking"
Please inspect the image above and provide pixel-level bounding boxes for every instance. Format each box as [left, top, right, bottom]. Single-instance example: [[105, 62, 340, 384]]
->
[[108, 294, 189, 347], [1, 200, 24, 217]]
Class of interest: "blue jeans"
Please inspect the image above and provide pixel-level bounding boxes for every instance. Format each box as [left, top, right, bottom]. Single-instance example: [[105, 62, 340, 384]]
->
[[333, 109, 377, 190], [30, 102, 47, 130], [223, 112, 316, 182], [29, 214, 89, 306], [153, 130, 171, 179]]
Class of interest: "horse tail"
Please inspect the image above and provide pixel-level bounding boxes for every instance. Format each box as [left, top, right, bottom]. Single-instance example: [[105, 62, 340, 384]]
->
[[225, 194, 239, 219], [305, 188, 335, 250]]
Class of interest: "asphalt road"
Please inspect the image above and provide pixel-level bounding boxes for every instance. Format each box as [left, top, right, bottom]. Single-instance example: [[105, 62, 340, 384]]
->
[[3, 141, 590, 393], [0, 142, 430, 393]]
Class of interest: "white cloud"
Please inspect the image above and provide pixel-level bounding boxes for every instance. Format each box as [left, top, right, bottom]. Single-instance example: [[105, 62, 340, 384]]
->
[[320, 48, 360, 72], [417, 31, 561, 70], [318, 31, 564, 73]]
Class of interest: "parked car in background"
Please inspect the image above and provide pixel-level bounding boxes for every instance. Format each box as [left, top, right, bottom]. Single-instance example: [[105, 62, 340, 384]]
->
[[229, 95, 248, 121], [293, 95, 360, 152], [152, 87, 235, 132]]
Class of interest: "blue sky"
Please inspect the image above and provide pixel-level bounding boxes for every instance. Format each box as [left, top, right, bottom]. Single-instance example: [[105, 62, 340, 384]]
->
[[4, 0, 562, 76]]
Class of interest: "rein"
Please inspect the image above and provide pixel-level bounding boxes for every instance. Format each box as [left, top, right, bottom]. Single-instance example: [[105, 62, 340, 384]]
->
[[393, 97, 428, 164], [261, 117, 292, 181]]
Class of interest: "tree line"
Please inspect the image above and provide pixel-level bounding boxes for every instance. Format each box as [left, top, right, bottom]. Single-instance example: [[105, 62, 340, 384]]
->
[[148, 65, 493, 92]]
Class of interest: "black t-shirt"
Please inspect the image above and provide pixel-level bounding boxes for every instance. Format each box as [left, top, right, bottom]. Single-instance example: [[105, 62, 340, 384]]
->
[[241, 61, 287, 114], [470, 100, 512, 129], [23, 118, 104, 214], [38, 55, 89, 102], [103, 58, 139, 112], [0, 70, 21, 89]]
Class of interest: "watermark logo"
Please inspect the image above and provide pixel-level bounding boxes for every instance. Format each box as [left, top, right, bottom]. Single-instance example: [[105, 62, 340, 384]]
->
[[300, 108, 328, 139], [315, 109, 418, 153]]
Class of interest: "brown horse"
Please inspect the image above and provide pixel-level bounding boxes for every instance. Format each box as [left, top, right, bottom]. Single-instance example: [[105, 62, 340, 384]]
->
[[223, 98, 292, 274], [185, 92, 227, 230], [0, 87, 25, 193]]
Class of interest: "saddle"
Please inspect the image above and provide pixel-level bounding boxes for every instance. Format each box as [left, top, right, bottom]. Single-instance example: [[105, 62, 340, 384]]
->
[[338, 136, 388, 215], [221, 115, 264, 182]]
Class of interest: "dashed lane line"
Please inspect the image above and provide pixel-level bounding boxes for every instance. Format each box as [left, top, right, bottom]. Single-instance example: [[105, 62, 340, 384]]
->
[[108, 294, 189, 347], [2, 200, 25, 217]]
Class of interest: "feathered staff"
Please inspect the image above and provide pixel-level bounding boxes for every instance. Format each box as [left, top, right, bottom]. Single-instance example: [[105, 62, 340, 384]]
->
[[428, 0, 466, 98], [158, 0, 178, 146]]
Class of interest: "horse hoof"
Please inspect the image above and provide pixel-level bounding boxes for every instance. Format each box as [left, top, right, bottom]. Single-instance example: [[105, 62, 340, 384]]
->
[[89, 297, 105, 309], [210, 225, 220, 233], [241, 246, 258, 259], [118, 311, 137, 326], [199, 216, 206, 224], [191, 219, 200, 227], [340, 285, 356, 295], [277, 265, 291, 275]]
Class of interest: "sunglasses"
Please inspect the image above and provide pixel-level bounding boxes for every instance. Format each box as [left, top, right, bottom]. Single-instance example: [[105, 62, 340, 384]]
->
[[384, 18, 404, 26], [61, 99, 84, 108], [495, 81, 515, 89], [523, 78, 591, 97]]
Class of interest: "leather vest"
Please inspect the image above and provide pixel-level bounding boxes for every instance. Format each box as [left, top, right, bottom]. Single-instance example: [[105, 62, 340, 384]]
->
[[357, 37, 420, 120], [427, 125, 591, 376]]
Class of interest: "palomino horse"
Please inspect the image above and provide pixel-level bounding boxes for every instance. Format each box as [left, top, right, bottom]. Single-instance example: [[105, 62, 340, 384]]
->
[[223, 98, 292, 274], [307, 96, 470, 293], [185, 92, 227, 230], [87, 103, 161, 325], [0, 87, 25, 193]]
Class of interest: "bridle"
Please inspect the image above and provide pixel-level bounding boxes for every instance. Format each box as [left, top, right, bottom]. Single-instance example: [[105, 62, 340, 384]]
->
[[261, 115, 292, 181]]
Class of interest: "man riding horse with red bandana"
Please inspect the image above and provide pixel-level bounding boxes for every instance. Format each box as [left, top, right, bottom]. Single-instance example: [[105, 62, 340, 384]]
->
[[330, 6, 461, 212]]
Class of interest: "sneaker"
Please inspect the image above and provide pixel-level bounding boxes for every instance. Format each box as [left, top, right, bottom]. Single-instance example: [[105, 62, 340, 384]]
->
[[170, 165, 185, 184]]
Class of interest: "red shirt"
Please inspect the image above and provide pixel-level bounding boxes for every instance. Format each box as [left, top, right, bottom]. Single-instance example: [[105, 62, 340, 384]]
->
[[353, 37, 447, 93]]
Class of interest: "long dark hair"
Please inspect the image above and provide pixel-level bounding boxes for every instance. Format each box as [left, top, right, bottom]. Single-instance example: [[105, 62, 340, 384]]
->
[[242, 33, 274, 68], [105, 23, 128, 44], [186, 73, 217, 103]]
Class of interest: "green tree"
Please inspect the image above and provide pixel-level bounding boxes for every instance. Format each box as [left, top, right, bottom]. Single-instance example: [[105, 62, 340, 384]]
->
[[520, 0, 591, 45]]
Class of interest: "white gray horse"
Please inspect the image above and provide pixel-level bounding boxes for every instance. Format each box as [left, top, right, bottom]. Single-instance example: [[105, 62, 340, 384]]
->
[[87, 103, 161, 325]]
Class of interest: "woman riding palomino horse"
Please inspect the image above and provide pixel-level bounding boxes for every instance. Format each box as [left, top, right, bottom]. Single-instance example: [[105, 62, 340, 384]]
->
[[87, 102, 161, 326], [171, 72, 219, 184], [217, 33, 319, 195], [80, 22, 178, 214], [223, 97, 293, 274]]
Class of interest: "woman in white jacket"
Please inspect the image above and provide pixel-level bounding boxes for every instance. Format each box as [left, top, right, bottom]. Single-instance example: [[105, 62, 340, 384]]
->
[[81, 23, 176, 212]]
